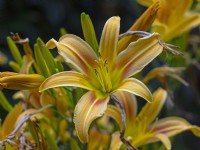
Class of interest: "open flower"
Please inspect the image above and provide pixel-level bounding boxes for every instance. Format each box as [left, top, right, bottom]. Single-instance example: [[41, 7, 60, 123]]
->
[[39, 16, 164, 142], [137, 0, 200, 41], [108, 89, 200, 149]]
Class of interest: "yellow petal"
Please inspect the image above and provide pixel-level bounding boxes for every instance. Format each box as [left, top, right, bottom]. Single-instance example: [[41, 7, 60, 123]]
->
[[161, 14, 200, 41], [110, 132, 123, 150], [15, 108, 44, 126], [149, 117, 200, 138], [39, 71, 93, 92], [20, 55, 34, 74], [117, 2, 159, 52], [1, 103, 23, 139], [114, 91, 137, 132], [117, 78, 152, 103], [99, 16, 120, 67], [116, 33, 163, 79], [87, 127, 110, 150], [105, 105, 123, 130], [136, 88, 167, 126], [151, 134, 171, 150], [73, 91, 109, 143], [47, 34, 98, 74], [168, 0, 192, 24], [143, 67, 188, 86]]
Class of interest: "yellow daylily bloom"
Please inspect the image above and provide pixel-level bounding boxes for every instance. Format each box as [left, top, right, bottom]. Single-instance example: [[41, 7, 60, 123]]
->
[[87, 127, 110, 150], [143, 66, 189, 86], [0, 103, 23, 141], [137, 0, 200, 41], [108, 89, 200, 149], [40, 16, 164, 142]]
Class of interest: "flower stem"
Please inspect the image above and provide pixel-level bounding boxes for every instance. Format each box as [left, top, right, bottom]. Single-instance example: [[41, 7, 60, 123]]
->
[[111, 95, 138, 150]]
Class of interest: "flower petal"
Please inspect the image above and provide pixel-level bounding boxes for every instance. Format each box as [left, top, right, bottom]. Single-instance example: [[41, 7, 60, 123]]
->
[[46, 34, 98, 74], [117, 2, 159, 52], [150, 134, 171, 150], [117, 78, 152, 102], [160, 14, 200, 41], [143, 67, 188, 86], [39, 71, 93, 92], [154, 0, 192, 25], [73, 91, 109, 143], [116, 33, 163, 79], [105, 105, 123, 130], [99, 17, 120, 67], [136, 88, 167, 126], [110, 132, 123, 150], [114, 91, 137, 132], [1, 103, 23, 139], [149, 117, 200, 139], [87, 127, 110, 150]]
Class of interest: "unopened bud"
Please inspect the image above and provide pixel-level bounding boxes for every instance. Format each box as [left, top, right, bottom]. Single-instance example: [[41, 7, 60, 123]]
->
[[0, 72, 45, 90]]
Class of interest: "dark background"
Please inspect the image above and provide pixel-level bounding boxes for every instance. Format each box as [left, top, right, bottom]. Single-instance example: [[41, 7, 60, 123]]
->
[[0, 0, 200, 149]]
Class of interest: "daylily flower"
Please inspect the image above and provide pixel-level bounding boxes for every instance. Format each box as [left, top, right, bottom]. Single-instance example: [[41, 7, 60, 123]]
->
[[87, 127, 110, 150], [143, 66, 189, 86], [137, 0, 200, 41], [39, 16, 165, 142], [108, 89, 200, 149], [0, 103, 23, 141]]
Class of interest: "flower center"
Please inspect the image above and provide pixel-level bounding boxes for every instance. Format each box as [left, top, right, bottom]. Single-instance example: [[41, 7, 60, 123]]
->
[[94, 55, 112, 93]]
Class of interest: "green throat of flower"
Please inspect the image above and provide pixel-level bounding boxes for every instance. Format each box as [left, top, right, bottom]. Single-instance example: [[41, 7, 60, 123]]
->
[[94, 56, 112, 94]]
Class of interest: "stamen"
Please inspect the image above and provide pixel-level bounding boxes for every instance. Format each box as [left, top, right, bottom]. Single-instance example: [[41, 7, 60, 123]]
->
[[119, 30, 182, 55], [158, 39, 183, 55], [94, 56, 112, 93]]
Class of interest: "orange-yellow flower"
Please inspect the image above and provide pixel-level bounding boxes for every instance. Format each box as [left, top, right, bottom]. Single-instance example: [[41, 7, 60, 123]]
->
[[39, 16, 164, 142], [108, 89, 200, 149], [137, 0, 200, 41]]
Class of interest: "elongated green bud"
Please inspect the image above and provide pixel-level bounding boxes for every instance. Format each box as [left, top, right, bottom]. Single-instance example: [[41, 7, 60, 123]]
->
[[81, 12, 98, 53], [7, 36, 23, 66]]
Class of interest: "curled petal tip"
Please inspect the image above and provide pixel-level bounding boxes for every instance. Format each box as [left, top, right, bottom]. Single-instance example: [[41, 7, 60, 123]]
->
[[46, 38, 58, 49]]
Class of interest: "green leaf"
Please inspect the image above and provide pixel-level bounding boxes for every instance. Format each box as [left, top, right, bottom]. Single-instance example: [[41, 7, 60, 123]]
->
[[0, 91, 13, 112], [81, 12, 99, 53], [7, 36, 23, 66]]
